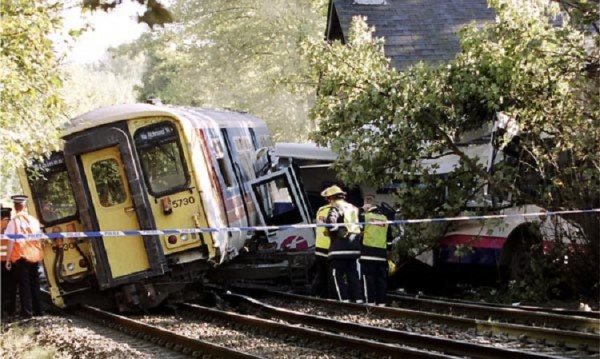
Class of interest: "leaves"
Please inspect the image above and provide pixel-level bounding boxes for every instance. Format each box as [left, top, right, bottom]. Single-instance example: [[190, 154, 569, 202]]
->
[[0, 0, 66, 195], [114, 0, 325, 141], [82, 0, 174, 28], [306, 1, 599, 249], [61, 55, 144, 118]]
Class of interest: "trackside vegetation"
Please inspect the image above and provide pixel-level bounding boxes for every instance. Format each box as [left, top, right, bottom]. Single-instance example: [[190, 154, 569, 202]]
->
[[303, 0, 599, 300]]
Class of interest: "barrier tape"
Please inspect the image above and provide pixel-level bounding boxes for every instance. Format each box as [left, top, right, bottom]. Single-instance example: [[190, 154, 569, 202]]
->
[[1, 208, 598, 240]]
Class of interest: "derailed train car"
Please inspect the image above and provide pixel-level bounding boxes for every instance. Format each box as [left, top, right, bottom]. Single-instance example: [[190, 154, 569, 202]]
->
[[18, 103, 314, 312], [272, 140, 584, 281]]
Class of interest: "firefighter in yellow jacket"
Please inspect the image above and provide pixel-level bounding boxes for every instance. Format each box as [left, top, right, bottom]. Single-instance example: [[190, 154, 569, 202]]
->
[[4, 195, 44, 318], [322, 185, 363, 303], [359, 196, 393, 306], [311, 201, 332, 298]]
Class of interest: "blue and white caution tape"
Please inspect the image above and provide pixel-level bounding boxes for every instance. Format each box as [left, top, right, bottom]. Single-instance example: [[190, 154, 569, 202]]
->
[[1, 208, 598, 240]]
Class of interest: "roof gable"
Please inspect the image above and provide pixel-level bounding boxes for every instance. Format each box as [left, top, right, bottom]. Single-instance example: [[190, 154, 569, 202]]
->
[[326, 0, 496, 70]]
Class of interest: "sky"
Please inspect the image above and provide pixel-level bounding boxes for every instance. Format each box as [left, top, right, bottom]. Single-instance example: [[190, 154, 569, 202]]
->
[[62, 2, 149, 64]]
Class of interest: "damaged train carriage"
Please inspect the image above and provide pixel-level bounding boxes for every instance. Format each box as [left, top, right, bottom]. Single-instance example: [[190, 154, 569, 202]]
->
[[19, 103, 314, 312], [273, 131, 583, 282]]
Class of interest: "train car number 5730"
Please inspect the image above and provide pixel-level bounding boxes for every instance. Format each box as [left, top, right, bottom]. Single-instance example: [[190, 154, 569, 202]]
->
[[172, 196, 195, 208]]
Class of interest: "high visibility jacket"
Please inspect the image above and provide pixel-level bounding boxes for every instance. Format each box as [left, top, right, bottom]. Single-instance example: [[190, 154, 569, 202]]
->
[[315, 204, 331, 257], [361, 209, 390, 261], [328, 200, 361, 259], [5, 213, 44, 263], [327, 200, 360, 236]]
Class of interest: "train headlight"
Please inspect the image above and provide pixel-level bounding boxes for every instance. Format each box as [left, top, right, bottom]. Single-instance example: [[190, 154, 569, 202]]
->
[[66, 263, 75, 272], [168, 235, 177, 244], [181, 234, 189, 241]]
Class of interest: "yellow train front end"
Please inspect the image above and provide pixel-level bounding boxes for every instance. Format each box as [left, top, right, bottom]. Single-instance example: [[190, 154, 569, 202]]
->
[[19, 104, 226, 312]]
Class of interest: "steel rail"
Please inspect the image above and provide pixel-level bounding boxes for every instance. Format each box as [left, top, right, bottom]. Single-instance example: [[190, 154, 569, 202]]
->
[[75, 305, 261, 359], [180, 302, 457, 359], [385, 293, 599, 332], [223, 292, 565, 359], [257, 289, 600, 351], [388, 292, 600, 320]]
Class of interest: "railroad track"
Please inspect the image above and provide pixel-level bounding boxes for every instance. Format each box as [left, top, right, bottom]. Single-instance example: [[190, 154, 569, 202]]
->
[[225, 287, 599, 358], [388, 291, 600, 320], [384, 293, 599, 332], [179, 302, 454, 358], [39, 287, 599, 358], [77, 302, 457, 358], [43, 288, 258, 358], [74, 305, 261, 358]]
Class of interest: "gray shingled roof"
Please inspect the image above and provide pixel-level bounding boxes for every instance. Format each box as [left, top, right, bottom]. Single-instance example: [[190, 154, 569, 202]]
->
[[326, 0, 497, 70]]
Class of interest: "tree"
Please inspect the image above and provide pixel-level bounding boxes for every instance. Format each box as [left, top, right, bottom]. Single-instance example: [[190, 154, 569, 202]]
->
[[304, 0, 599, 296], [0, 0, 66, 196], [82, 0, 173, 28], [115, 0, 327, 141], [61, 55, 144, 118]]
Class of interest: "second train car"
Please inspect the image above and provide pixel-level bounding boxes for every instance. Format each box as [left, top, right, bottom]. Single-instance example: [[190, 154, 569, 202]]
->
[[19, 103, 314, 311]]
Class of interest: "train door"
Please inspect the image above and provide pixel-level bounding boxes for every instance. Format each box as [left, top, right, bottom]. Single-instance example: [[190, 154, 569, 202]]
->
[[201, 127, 248, 256], [64, 123, 165, 289], [249, 166, 315, 250], [81, 146, 150, 277]]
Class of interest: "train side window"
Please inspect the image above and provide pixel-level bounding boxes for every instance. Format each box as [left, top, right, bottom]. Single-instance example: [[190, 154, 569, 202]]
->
[[134, 122, 189, 196], [249, 128, 258, 150], [91, 159, 126, 207], [211, 138, 233, 188], [28, 154, 77, 224], [217, 157, 233, 188]]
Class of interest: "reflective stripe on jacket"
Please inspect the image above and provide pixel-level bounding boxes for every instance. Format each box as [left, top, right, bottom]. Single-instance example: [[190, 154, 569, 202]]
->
[[0, 239, 9, 262], [6, 213, 44, 263], [315, 204, 331, 256], [361, 208, 389, 261]]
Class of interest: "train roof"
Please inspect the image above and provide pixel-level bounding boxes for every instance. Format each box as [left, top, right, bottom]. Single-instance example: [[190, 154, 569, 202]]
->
[[62, 103, 267, 137], [274, 142, 338, 162]]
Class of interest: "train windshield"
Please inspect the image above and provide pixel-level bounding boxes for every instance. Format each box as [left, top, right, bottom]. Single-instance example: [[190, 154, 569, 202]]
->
[[28, 153, 77, 224], [134, 121, 189, 196]]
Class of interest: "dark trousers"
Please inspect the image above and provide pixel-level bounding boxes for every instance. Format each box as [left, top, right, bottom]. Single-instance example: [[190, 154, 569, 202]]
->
[[361, 259, 388, 305], [15, 259, 43, 317], [330, 257, 362, 302], [311, 256, 332, 298], [1, 262, 17, 316]]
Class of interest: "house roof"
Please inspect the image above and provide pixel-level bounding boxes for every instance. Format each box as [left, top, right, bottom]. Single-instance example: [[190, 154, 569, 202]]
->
[[326, 0, 496, 70]]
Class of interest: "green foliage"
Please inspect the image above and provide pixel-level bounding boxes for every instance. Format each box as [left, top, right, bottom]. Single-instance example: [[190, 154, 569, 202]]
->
[[114, 0, 326, 141], [61, 55, 144, 118], [0, 0, 66, 197], [305, 1, 599, 277], [82, 0, 173, 28], [503, 240, 590, 302]]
